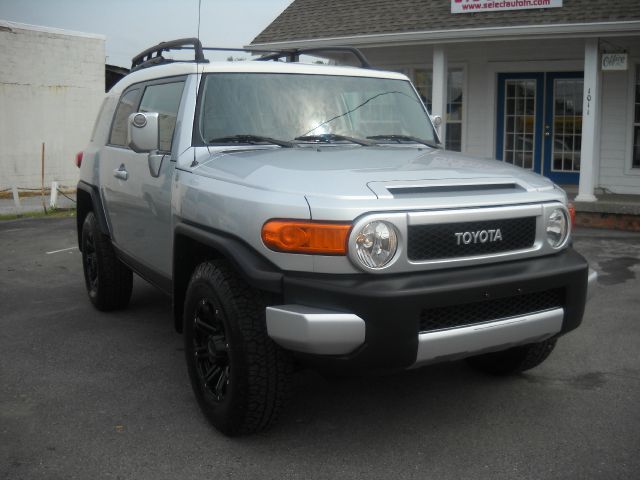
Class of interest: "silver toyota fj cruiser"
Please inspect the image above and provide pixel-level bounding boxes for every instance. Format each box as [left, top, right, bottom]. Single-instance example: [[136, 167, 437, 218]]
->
[[76, 38, 596, 436]]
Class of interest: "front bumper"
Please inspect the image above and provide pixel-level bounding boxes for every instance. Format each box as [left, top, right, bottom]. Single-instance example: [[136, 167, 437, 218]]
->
[[587, 268, 598, 300], [266, 248, 592, 371]]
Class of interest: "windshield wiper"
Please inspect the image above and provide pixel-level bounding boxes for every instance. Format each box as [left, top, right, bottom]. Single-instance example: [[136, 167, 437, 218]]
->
[[207, 134, 295, 148], [367, 135, 440, 149], [294, 133, 374, 146]]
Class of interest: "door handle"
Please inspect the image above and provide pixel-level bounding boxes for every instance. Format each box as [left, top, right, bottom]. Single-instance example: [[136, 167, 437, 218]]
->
[[113, 164, 128, 181], [544, 125, 551, 137]]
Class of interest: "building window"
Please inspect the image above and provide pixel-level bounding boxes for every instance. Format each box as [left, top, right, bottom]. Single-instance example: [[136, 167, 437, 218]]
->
[[413, 69, 433, 108], [633, 65, 640, 169], [446, 70, 464, 152], [413, 68, 464, 151]]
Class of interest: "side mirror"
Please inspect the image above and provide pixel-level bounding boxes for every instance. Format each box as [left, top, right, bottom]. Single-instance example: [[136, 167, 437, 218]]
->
[[430, 115, 442, 127], [127, 112, 159, 153]]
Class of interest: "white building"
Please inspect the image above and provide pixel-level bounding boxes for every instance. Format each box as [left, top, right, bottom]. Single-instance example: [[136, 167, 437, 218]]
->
[[0, 21, 105, 190], [251, 0, 640, 200]]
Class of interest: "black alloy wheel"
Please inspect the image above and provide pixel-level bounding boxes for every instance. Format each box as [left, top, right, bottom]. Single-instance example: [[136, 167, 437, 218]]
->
[[83, 227, 99, 295], [192, 298, 231, 403], [183, 260, 292, 436], [80, 212, 133, 311]]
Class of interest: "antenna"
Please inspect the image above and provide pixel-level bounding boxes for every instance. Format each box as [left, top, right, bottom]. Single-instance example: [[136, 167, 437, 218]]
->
[[197, 0, 202, 45], [192, 0, 203, 168]]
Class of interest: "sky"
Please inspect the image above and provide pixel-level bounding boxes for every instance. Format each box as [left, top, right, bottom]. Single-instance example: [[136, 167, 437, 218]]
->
[[0, 0, 293, 67]]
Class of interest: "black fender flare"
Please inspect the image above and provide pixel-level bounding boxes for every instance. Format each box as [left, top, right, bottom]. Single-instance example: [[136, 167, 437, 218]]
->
[[76, 181, 110, 248], [172, 221, 283, 332]]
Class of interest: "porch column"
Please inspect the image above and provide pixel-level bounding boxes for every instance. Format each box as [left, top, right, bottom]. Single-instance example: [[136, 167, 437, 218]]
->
[[432, 46, 448, 144], [575, 38, 600, 202]]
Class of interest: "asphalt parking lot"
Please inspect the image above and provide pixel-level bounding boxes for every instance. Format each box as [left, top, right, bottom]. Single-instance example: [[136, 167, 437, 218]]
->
[[1, 217, 639, 480]]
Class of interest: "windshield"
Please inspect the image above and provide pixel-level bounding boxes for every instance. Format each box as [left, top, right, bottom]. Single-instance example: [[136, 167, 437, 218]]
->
[[195, 73, 437, 146]]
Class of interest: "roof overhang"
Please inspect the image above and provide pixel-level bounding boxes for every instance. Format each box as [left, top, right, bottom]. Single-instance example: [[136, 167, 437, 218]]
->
[[249, 20, 640, 50]]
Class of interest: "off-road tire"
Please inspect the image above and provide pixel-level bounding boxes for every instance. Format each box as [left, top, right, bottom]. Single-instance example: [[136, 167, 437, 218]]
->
[[466, 338, 557, 375], [81, 212, 133, 311], [183, 260, 292, 436]]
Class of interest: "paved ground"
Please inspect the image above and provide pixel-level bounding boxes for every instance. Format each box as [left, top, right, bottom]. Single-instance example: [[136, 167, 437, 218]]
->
[[1, 217, 639, 480]]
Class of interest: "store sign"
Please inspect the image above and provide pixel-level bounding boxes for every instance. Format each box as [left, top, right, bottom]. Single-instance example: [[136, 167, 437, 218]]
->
[[451, 0, 563, 14], [601, 53, 628, 71]]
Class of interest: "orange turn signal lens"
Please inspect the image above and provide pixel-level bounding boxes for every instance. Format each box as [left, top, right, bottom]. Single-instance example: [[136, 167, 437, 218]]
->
[[568, 202, 576, 227], [262, 220, 351, 255]]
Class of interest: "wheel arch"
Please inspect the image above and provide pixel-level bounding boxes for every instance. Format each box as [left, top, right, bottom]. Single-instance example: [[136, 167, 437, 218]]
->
[[76, 181, 110, 251], [172, 222, 283, 333]]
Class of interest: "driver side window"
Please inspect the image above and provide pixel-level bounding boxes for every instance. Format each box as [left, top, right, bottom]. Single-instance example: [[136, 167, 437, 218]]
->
[[139, 81, 185, 152]]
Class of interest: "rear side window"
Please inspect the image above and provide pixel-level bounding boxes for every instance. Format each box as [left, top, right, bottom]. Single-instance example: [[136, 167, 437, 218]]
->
[[90, 98, 108, 142], [139, 81, 185, 152], [109, 88, 141, 146]]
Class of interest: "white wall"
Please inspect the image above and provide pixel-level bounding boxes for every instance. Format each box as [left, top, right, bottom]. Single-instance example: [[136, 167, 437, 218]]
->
[[0, 21, 105, 190], [598, 50, 640, 195]]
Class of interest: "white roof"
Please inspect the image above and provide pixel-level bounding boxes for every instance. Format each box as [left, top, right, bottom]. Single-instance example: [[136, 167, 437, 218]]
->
[[110, 60, 409, 94]]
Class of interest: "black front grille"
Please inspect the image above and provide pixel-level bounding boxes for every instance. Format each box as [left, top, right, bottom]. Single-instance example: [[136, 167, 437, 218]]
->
[[419, 289, 564, 333], [407, 217, 536, 261]]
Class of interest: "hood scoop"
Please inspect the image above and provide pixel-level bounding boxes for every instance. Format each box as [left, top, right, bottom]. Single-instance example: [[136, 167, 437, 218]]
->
[[369, 179, 528, 199]]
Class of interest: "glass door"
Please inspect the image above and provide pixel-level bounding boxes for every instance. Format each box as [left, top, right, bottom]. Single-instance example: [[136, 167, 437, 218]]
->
[[497, 72, 583, 184], [496, 73, 544, 174], [543, 72, 583, 184]]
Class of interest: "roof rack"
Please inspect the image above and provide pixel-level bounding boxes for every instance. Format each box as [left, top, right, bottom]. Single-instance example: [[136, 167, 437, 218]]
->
[[130, 39, 372, 72], [131, 37, 206, 72], [256, 47, 372, 69]]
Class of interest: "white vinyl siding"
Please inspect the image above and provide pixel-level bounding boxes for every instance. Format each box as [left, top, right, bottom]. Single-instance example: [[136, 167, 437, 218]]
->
[[599, 67, 640, 193]]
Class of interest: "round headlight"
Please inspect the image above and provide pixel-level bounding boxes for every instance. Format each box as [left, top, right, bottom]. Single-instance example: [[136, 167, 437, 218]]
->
[[546, 208, 569, 248], [353, 221, 398, 269]]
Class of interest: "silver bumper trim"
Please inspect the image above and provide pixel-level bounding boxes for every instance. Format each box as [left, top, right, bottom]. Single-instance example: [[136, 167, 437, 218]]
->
[[413, 308, 564, 367], [587, 269, 598, 301], [266, 305, 365, 355]]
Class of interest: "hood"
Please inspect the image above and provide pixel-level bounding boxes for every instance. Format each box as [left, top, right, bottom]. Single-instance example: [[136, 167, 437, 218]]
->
[[193, 145, 554, 199]]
